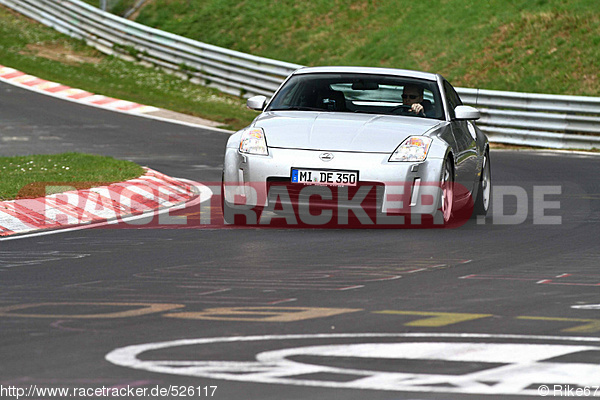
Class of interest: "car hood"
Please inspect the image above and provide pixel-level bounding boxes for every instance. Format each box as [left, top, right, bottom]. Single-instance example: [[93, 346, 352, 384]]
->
[[254, 111, 443, 152]]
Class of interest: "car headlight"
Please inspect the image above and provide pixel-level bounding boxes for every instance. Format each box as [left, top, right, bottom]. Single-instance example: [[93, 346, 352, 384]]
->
[[389, 136, 432, 162], [239, 127, 268, 155]]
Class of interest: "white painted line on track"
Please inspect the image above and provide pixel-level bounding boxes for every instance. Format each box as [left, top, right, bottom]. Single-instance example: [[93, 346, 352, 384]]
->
[[106, 333, 600, 396], [492, 148, 600, 157], [573, 304, 600, 310]]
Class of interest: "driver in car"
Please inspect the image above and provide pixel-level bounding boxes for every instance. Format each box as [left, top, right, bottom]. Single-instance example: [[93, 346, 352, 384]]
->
[[402, 84, 426, 116]]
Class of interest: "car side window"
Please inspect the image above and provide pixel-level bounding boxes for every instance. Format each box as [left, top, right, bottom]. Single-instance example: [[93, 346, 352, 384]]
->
[[443, 80, 463, 119]]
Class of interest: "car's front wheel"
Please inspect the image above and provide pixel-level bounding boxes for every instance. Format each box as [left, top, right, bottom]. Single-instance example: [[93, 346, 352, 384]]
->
[[473, 150, 491, 217], [221, 173, 235, 225], [435, 157, 454, 225], [221, 174, 263, 225]]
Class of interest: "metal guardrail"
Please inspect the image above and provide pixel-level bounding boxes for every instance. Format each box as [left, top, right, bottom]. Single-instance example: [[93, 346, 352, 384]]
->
[[2, 0, 600, 150], [458, 89, 600, 149], [0, 0, 301, 97]]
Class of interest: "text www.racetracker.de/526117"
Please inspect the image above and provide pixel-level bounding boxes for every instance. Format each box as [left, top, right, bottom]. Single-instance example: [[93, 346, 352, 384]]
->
[[0, 384, 218, 398]]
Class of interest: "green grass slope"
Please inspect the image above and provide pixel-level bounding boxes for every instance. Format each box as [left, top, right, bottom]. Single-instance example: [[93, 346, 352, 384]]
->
[[135, 0, 600, 96], [0, 153, 144, 200]]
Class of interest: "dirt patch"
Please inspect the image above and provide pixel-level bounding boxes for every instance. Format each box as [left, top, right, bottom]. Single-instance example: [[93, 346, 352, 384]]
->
[[21, 43, 103, 65]]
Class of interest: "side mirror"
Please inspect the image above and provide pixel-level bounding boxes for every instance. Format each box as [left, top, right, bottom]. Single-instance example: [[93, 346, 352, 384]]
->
[[247, 95, 267, 111], [454, 105, 480, 120]]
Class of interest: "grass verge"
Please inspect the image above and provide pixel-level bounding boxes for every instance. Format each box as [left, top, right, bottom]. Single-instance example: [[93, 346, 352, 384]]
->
[[0, 153, 145, 201]]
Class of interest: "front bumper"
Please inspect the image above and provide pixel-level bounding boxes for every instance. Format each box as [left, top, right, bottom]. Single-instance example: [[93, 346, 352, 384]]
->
[[223, 147, 445, 216]]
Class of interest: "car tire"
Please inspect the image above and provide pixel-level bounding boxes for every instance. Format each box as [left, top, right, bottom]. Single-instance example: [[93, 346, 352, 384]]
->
[[434, 157, 454, 226], [221, 173, 235, 225], [472, 150, 491, 217], [221, 173, 262, 225]]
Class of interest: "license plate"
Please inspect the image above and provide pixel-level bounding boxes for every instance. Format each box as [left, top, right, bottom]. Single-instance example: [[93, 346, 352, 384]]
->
[[291, 168, 358, 186]]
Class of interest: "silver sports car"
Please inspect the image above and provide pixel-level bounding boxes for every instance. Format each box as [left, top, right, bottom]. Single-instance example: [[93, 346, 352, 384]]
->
[[222, 66, 491, 227]]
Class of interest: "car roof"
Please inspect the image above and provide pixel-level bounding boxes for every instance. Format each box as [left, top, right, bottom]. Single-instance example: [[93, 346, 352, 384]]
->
[[293, 66, 441, 82]]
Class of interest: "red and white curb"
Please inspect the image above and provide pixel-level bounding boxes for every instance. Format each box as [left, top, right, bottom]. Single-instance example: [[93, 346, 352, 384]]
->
[[0, 168, 207, 237], [0, 65, 159, 114]]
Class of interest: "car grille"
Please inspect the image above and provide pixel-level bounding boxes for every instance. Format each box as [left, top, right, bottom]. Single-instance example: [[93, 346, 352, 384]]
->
[[266, 177, 385, 210]]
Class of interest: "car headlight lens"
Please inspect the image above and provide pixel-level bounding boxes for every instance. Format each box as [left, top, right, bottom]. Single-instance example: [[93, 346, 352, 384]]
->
[[389, 136, 432, 162], [239, 128, 268, 155]]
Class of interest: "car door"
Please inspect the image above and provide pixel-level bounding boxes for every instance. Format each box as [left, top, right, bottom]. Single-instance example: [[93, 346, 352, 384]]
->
[[443, 80, 477, 198]]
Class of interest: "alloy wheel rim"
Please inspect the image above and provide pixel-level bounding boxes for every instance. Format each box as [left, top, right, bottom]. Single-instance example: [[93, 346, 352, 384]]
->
[[441, 161, 453, 222], [481, 155, 491, 210]]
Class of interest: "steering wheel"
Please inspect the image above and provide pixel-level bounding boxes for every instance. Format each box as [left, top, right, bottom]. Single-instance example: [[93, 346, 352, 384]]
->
[[389, 104, 413, 115], [390, 104, 426, 116]]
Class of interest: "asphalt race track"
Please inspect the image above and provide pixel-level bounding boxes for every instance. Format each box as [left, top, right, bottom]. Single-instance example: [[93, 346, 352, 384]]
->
[[1, 81, 600, 400]]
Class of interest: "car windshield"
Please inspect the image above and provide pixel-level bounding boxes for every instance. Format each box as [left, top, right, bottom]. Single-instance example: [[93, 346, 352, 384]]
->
[[267, 73, 444, 120]]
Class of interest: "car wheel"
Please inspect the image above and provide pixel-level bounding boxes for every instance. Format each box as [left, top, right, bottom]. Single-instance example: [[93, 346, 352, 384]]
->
[[435, 157, 454, 225], [221, 173, 261, 225], [473, 150, 491, 217], [221, 173, 235, 225]]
